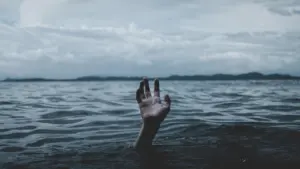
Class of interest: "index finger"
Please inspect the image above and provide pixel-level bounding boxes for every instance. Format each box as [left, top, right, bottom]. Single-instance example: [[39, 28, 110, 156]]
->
[[143, 77, 151, 98]]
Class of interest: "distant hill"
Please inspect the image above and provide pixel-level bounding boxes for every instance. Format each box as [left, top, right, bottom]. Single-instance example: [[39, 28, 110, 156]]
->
[[2, 72, 300, 82]]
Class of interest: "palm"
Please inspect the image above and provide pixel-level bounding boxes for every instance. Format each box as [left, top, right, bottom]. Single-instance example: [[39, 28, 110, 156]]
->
[[136, 78, 171, 122]]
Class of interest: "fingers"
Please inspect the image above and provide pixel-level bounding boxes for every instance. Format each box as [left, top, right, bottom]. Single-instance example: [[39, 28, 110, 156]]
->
[[136, 88, 142, 104], [136, 80, 145, 104], [153, 78, 160, 97], [136, 77, 167, 107], [143, 77, 151, 98], [164, 94, 171, 106], [139, 80, 145, 99], [155, 94, 171, 122], [163, 94, 171, 111]]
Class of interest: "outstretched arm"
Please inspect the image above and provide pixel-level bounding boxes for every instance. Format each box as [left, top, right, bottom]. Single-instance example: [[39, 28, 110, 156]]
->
[[134, 77, 171, 149]]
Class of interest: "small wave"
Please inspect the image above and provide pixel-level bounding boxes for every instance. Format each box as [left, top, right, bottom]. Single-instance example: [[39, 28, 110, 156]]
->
[[159, 122, 189, 135], [17, 102, 70, 110], [0, 125, 37, 133], [37, 119, 83, 125], [102, 109, 136, 116], [171, 108, 204, 115], [1, 146, 25, 153], [88, 87, 102, 91], [281, 98, 300, 103], [0, 128, 100, 140], [0, 113, 26, 119], [200, 112, 224, 116], [250, 116, 273, 122], [46, 96, 65, 102], [40, 110, 99, 119], [27, 96, 43, 100], [71, 121, 111, 128], [249, 81, 269, 85], [70, 118, 137, 128], [214, 102, 243, 108], [26, 137, 76, 147], [266, 114, 300, 122], [0, 101, 16, 105], [85, 130, 136, 141], [167, 96, 186, 104], [97, 98, 124, 106], [211, 92, 247, 98], [247, 105, 300, 112]]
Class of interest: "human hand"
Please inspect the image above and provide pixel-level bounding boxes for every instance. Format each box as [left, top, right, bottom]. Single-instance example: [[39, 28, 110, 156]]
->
[[136, 78, 171, 122]]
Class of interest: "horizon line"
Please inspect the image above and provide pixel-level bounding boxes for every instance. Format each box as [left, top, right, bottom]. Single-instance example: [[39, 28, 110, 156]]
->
[[2, 72, 300, 82]]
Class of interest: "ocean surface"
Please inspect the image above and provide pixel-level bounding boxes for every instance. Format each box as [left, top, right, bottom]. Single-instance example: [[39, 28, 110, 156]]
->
[[0, 80, 300, 169]]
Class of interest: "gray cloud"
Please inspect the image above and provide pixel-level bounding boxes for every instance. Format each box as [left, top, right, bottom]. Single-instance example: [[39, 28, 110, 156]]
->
[[260, 0, 300, 16], [0, 0, 299, 79]]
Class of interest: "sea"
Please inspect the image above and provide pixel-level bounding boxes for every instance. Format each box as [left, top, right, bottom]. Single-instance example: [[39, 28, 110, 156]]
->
[[0, 80, 300, 169]]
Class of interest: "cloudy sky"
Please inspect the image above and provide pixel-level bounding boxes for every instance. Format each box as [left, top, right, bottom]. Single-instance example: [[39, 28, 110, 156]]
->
[[0, 0, 299, 78]]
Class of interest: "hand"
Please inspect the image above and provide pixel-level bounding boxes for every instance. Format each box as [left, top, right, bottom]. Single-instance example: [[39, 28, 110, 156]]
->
[[136, 78, 171, 123]]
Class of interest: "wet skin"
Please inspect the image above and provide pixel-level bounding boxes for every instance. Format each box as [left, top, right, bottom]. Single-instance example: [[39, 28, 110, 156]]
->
[[134, 78, 171, 149]]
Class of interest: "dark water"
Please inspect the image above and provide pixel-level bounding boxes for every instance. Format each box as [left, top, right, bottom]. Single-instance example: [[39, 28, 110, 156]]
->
[[1, 80, 300, 169]]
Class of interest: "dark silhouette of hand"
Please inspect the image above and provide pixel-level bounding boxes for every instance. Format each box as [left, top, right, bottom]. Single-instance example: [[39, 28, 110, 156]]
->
[[136, 78, 171, 123]]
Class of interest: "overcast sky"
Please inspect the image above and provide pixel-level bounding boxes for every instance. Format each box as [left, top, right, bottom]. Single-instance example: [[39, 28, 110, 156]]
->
[[0, 0, 299, 78]]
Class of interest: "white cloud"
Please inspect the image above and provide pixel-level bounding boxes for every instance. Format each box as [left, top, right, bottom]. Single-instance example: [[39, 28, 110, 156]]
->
[[0, 0, 299, 78]]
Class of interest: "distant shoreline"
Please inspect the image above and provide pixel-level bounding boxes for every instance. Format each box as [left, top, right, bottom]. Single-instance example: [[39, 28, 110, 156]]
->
[[2, 72, 300, 82]]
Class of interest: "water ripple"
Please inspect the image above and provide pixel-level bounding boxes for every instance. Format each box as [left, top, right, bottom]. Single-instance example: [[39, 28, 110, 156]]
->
[[0, 80, 300, 169], [40, 110, 99, 119]]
